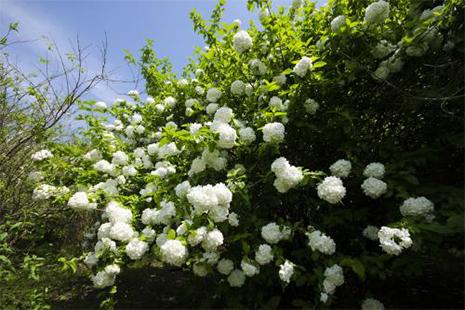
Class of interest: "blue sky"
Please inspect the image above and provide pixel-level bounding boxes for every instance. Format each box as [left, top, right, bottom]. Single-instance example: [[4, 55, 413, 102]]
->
[[0, 0, 321, 102]]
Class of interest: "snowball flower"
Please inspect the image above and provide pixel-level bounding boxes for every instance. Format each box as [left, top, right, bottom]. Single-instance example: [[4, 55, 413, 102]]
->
[[363, 225, 380, 240], [206, 103, 219, 115], [175, 181, 191, 198], [323, 264, 344, 294], [293, 56, 312, 77], [202, 229, 224, 251], [269, 96, 287, 111], [317, 176, 346, 204], [217, 258, 234, 275], [163, 96, 177, 108], [273, 74, 287, 86], [363, 163, 385, 179], [271, 157, 303, 193], [250, 59, 267, 75], [230, 80, 245, 96], [112, 151, 129, 166], [228, 212, 240, 227], [307, 230, 336, 255], [227, 269, 246, 287], [364, 0, 390, 25], [361, 177, 387, 199], [331, 15, 346, 32], [263, 122, 285, 143], [95, 101, 107, 109], [372, 40, 396, 59], [84, 149, 102, 162], [122, 165, 137, 177], [233, 30, 253, 54], [32, 184, 57, 201], [378, 226, 412, 255], [188, 226, 208, 246], [241, 260, 259, 277], [261, 222, 284, 244], [400, 197, 434, 218], [193, 263, 208, 277], [329, 159, 352, 178], [31, 149, 53, 161], [279, 260, 295, 283], [92, 270, 116, 288], [160, 239, 188, 266], [214, 107, 233, 123], [105, 201, 132, 224], [255, 244, 274, 265], [109, 222, 135, 242], [128, 89, 140, 98], [126, 238, 148, 260], [189, 123, 202, 135], [207, 88, 222, 102], [67, 192, 90, 209], [362, 298, 385, 310], [239, 127, 256, 144], [304, 98, 319, 114]]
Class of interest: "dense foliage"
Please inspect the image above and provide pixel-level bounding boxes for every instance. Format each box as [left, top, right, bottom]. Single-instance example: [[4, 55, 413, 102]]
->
[[18, 0, 465, 308]]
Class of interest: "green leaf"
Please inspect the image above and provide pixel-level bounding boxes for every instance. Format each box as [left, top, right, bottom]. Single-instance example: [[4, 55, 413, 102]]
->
[[167, 229, 176, 240]]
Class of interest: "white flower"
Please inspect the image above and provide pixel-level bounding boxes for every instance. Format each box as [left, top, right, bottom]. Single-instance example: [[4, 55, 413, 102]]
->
[[372, 40, 396, 58], [279, 260, 295, 283], [160, 239, 188, 266], [293, 56, 312, 77], [304, 98, 319, 114], [189, 123, 202, 135], [217, 258, 234, 275], [105, 201, 132, 224], [207, 88, 222, 102], [323, 264, 344, 294], [331, 15, 346, 32], [329, 159, 352, 178], [363, 162, 385, 179], [378, 226, 413, 255], [271, 159, 304, 193], [230, 80, 245, 96], [232, 19, 241, 27], [227, 269, 246, 287], [109, 222, 135, 242], [185, 98, 198, 109], [164, 96, 177, 108], [239, 127, 256, 144], [93, 160, 116, 175], [128, 89, 140, 98], [400, 197, 434, 218], [68, 192, 91, 209], [32, 184, 56, 200], [175, 181, 191, 198], [241, 259, 259, 277], [261, 222, 284, 244], [362, 298, 385, 310], [112, 151, 129, 166], [306, 230, 336, 255], [177, 79, 189, 87], [92, 270, 116, 288], [250, 58, 267, 75], [361, 177, 387, 199], [228, 212, 240, 227], [202, 229, 224, 251], [364, 0, 390, 25], [131, 113, 142, 124], [206, 103, 219, 115], [317, 176, 346, 204], [214, 107, 234, 123], [126, 238, 148, 260], [122, 165, 137, 177], [273, 74, 287, 86], [84, 149, 102, 162], [188, 226, 207, 246], [212, 122, 237, 149], [146, 96, 155, 104], [320, 293, 329, 303], [363, 225, 380, 241], [84, 252, 98, 267], [95, 101, 107, 109], [269, 96, 287, 111], [255, 244, 274, 265], [31, 149, 53, 161], [158, 142, 180, 158], [233, 30, 253, 54], [263, 122, 285, 143], [141, 227, 156, 243], [192, 263, 208, 277]]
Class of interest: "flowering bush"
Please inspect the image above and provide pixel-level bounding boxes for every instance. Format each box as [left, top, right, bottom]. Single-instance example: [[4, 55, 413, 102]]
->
[[30, 0, 463, 308]]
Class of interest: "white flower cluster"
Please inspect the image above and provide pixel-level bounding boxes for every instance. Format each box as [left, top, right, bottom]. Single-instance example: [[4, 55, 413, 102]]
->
[[239, 127, 256, 144], [261, 222, 288, 244], [241, 259, 259, 277], [361, 298, 385, 310], [293, 56, 312, 77], [160, 239, 188, 266], [278, 260, 295, 283], [269, 96, 287, 111], [250, 58, 267, 75], [31, 149, 53, 161], [400, 197, 434, 219], [92, 264, 121, 288], [207, 88, 222, 102], [263, 122, 285, 143], [270, 157, 304, 193], [141, 200, 176, 226], [363, 225, 380, 240], [125, 238, 149, 260], [32, 184, 59, 201], [227, 269, 246, 287], [331, 15, 346, 32], [322, 264, 344, 296], [372, 40, 396, 59], [304, 98, 319, 114], [329, 159, 352, 178], [317, 176, 346, 204], [186, 183, 233, 223], [233, 30, 253, 54], [306, 230, 336, 255], [361, 162, 387, 199], [378, 226, 412, 255], [255, 244, 274, 265], [68, 192, 94, 210], [230, 80, 245, 96], [189, 149, 227, 175], [364, 0, 390, 25]]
